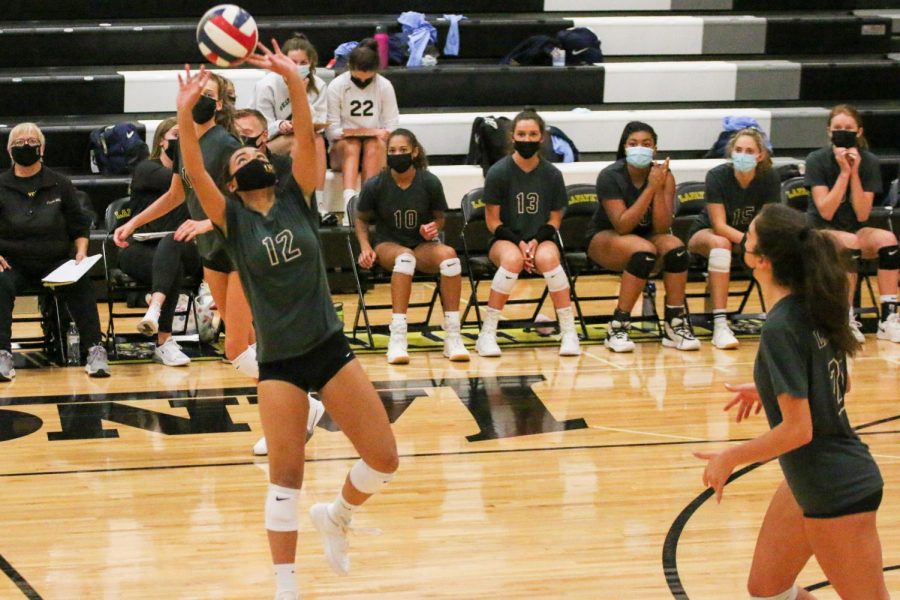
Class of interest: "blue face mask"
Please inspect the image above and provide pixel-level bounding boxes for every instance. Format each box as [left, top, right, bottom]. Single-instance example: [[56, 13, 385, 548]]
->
[[296, 64, 310, 79], [732, 152, 758, 173], [624, 146, 654, 168]]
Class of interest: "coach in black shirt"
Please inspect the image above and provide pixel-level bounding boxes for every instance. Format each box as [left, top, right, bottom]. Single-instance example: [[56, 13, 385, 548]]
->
[[0, 122, 109, 380]]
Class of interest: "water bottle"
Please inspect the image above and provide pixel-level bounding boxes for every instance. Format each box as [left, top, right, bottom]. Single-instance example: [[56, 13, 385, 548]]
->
[[66, 322, 80, 366], [374, 25, 389, 70], [551, 47, 566, 67], [642, 281, 658, 318]]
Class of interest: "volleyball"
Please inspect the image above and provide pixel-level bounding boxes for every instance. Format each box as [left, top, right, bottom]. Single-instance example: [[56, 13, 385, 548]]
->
[[196, 4, 258, 67]]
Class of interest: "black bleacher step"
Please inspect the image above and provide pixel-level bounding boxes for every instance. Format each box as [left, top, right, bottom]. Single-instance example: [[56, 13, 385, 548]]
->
[[0, 69, 124, 117], [764, 15, 892, 55], [0, 17, 571, 68], [1, 1, 547, 20]]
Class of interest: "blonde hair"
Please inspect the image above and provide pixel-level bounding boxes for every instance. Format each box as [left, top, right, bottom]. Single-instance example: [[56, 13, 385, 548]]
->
[[828, 104, 869, 150], [7, 122, 45, 151], [726, 128, 772, 171]]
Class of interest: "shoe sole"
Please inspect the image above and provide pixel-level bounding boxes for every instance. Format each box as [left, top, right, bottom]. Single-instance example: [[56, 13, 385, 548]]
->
[[86, 368, 111, 378], [713, 340, 739, 350], [152, 356, 190, 367], [661, 338, 700, 351], [559, 349, 582, 356], [387, 355, 409, 365], [0, 370, 15, 382], [444, 351, 470, 362], [604, 340, 634, 353], [476, 349, 502, 357], [137, 320, 158, 336]]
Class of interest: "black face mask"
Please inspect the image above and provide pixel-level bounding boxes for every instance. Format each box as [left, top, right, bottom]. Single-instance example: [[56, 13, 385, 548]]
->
[[514, 140, 541, 159], [11, 144, 41, 167], [233, 158, 277, 192], [831, 130, 858, 149], [241, 134, 263, 149], [351, 76, 373, 89], [387, 153, 413, 173], [163, 139, 179, 163], [192, 95, 217, 124]]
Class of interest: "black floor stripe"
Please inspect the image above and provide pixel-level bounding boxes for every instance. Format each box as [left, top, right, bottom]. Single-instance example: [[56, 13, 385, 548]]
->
[[806, 564, 900, 591], [663, 413, 900, 599], [0, 553, 42, 599]]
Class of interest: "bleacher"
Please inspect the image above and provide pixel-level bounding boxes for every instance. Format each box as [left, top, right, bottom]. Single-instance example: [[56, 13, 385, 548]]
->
[[1, 0, 897, 217]]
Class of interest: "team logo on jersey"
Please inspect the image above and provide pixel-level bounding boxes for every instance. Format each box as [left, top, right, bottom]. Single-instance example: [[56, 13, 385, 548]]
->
[[813, 329, 829, 350]]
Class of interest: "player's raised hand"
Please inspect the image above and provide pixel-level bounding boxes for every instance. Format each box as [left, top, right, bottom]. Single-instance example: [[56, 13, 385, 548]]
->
[[175, 65, 210, 112]]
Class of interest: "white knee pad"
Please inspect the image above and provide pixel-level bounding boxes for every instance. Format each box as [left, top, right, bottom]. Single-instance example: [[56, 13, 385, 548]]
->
[[348, 459, 395, 495], [708, 247, 732, 274], [490, 266, 519, 296], [542, 264, 569, 292], [750, 585, 799, 600], [265, 483, 299, 531], [393, 253, 416, 276], [233, 343, 258, 380], [439, 257, 461, 278]]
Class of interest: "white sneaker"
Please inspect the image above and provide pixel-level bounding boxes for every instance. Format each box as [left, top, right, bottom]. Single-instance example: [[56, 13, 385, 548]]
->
[[877, 312, 900, 343], [0, 349, 15, 382], [85, 344, 111, 377], [475, 330, 502, 357], [254, 394, 326, 455], [386, 325, 409, 365], [849, 316, 866, 344], [663, 316, 701, 351], [604, 320, 635, 353], [153, 338, 190, 367], [443, 332, 470, 362], [712, 321, 739, 350], [137, 304, 160, 336], [559, 331, 581, 356], [309, 502, 351, 576]]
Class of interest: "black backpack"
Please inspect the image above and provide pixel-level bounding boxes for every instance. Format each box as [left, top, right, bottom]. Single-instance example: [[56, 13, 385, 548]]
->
[[500, 35, 562, 66], [557, 27, 603, 65], [466, 116, 512, 175], [89, 123, 148, 175]]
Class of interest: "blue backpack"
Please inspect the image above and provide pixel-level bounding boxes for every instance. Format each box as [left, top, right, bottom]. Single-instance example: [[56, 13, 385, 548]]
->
[[557, 27, 603, 65], [89, 123, 148, 175]]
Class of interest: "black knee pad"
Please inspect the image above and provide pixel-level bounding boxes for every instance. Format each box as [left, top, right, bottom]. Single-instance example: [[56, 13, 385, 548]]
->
[[663, 246, 689, 273], [843, 248, 862, 273], [625, 251, 657, 279], [878, 245, 899, 270]]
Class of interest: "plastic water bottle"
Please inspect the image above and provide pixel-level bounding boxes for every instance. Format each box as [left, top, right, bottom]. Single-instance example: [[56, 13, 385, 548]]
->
[[551, 47, 566, 67], [66, 322, 80, 366], [642, 282, 658, 318], [374, 25, 389, 70]]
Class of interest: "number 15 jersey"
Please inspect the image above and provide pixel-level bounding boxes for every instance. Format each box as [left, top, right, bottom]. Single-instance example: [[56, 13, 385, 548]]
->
[[325, 71, 400, 142]]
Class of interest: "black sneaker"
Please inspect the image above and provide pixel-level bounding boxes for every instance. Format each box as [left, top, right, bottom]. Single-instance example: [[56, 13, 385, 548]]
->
[[0, 350, 15, 382], [320, 212, 340, 227]]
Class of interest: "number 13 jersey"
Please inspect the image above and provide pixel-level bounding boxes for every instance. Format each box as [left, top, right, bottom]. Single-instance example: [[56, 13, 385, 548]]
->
[[223, 183, 342, 363], [325, 72, 400, 142]]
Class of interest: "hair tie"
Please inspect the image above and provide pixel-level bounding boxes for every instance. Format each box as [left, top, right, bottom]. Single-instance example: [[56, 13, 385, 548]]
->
[[798, 227, 810, 242]]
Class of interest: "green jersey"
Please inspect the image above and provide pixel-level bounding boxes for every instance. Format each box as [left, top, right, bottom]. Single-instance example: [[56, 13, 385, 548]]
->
[[222, 182, 342, 363], [755, 294, 882, 515], [483, 156, 566, 242], [357, 169, 447, 248], [177, 125, 242, 260]]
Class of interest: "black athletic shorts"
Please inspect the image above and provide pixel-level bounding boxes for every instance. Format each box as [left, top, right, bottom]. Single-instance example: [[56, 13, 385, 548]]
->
[[806, 213, 860, 234], [258, 330, 355, 392], [201, 249, 235, 274], [804, 489, 883, 519]]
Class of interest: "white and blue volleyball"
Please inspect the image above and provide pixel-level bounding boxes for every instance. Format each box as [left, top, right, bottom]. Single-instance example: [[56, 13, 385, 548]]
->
[[196, 5, 258, 67]]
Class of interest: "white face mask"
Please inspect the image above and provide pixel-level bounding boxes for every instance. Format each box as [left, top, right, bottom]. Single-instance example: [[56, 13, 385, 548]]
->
[[731, 152, 758, 173], [624, 145, 654, 168], [296, 64, 310, 79]]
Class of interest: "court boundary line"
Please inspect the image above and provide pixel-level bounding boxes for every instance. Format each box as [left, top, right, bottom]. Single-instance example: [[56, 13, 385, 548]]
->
[[0, 552, 43, 600], [663, 413, 900, 599]]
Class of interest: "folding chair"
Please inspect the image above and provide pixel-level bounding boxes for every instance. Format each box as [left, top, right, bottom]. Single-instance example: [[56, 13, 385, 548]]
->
[[342, 195, 442, 349], [10, 286, 66, 365], [780, 176, 810, 212], [459, 187, 585, 336]]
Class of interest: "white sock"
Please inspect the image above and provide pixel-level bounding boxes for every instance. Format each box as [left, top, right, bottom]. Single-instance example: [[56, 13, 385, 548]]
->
[[444, 311, 460, 330], [880, 294, 897, 303], [391, 313, 407, 328], [327, 492, 357, 527], [273, 564, 296, 594], [849, 308, 856, 322], [315, 189, 326, 213], [556, 306, 574, 332], [342, 188, 356, 209], [482, 307, 501, 334], [713, 309, 728, 327]]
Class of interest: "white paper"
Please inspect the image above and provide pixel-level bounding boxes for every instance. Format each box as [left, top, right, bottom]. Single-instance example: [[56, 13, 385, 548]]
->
[[133, 231, 174, 242], [41, 255, 103, 287]]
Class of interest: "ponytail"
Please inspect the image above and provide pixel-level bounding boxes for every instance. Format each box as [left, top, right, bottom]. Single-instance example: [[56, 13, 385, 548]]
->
[[755, 204, 860, 357]]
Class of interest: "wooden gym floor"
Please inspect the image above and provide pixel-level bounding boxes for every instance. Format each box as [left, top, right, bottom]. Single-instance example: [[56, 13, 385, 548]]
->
[[0, 278, 897, 599]]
